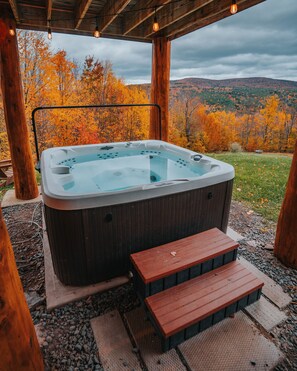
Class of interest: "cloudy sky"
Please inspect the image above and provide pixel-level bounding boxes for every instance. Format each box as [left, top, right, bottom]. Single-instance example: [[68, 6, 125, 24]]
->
[[51, 0, 297, 84]]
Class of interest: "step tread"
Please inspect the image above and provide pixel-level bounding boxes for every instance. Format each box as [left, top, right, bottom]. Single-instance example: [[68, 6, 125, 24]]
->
[[131, 228, 239, 284], [145, 261, 264, 337]]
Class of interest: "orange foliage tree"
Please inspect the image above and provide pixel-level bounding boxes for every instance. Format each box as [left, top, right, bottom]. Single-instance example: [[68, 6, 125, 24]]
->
[[0, 31, 296, 157]]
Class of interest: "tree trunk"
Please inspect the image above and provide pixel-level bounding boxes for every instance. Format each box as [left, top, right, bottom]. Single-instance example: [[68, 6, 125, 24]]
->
[[274, 139, 297, 268], [0, 14, 39, 200], [150, 37, 171, 141], [0, 206, 44, 369]]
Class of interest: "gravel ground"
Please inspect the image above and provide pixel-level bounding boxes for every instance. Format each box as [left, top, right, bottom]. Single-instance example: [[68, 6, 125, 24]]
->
[[2, 201, 297, 370]]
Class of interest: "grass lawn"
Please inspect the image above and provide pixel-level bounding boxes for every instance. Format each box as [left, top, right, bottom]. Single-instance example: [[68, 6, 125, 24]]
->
[[209, 152, 292, 222]]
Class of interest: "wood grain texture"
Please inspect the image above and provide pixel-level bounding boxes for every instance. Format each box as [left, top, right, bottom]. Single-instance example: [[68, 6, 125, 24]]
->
[[44, 181, 232, 285], [0, 207, 44, 370], [145, 261, 264, 337], [74, 0, 92, 29], [168, 0, 266, 40], [131, 228, 239, 283], [129, 0, 213, 38], [150, 37, 171, 141], [0, 0, 264, 41], [122, 0, 171, 35], [274, 139, 297, 268], [0, 15, 39, 200], [96, 0, 132, 33]]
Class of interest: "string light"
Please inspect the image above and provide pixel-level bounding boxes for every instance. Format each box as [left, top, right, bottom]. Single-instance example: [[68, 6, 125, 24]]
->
[[152, 7, 160, 32], [230, 0, 238, 14], [94, 18, 100, 38], [47, 20, 52, 40], [9, 26, 15, 36], [48, 27, 52, 40]]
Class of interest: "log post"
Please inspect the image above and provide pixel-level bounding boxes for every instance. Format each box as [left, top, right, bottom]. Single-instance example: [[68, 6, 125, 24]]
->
[[0, 206, 44, 369], [0, 13, 39, 200], [274, 139, 297, 268], [150, 37, 171, 141]]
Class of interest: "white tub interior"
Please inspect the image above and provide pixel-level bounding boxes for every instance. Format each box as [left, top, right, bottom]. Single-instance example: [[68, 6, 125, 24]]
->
[[41, 140, 234, 210]]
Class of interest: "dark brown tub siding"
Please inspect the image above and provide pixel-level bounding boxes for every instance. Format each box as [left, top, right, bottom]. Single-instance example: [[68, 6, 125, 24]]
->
[[44, 180, 233, 285]]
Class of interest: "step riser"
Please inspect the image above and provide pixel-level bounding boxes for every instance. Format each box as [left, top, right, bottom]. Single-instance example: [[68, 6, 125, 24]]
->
[[133, 249, 238, 299], [147, 288, 262, 352]]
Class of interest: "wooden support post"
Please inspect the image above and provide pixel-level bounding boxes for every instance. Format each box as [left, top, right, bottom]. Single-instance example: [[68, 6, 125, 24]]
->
[[0, 14, 39, 200], [274, 140, 297, 268], [150, 37, 171, 141], [0, 206, 44, 369]]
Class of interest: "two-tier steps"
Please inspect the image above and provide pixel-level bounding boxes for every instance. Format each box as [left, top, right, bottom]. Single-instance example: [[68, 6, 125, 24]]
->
[[130, 228, 264, 351]]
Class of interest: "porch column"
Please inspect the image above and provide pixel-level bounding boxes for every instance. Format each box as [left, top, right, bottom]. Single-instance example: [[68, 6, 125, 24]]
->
[[0, 14, 39, 200], [274, 139, 297, 268], [150, 37, 171, 141], [0, 207, 44, 369]]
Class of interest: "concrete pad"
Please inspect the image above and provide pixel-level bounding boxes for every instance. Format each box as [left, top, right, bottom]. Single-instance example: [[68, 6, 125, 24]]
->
[[91, 310, 142, 371], [125, 307, 186, 371], [227, 227, 244, 242], [239, 257, 292, 309], [245, 296, 287, 332], [43, 224, 129, 310], [1, 186, 42, 207], [178, 311, 283, 371]]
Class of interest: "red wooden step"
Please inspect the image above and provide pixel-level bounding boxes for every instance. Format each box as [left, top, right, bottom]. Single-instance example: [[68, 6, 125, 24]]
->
[[131, 228, 238, 284], [130, 228, 239, 298], [145, 260, 264, 351]]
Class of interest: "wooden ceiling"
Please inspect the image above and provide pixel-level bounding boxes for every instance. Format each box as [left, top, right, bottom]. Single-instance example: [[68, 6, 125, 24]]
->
[[2, 0, 265, 42]]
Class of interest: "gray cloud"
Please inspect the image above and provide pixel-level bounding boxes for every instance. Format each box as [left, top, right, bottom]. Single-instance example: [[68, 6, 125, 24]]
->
[[51, 0, 297, 83]]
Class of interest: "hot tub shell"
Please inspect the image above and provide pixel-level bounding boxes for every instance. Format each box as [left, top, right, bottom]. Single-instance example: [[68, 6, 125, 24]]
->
[[42, 140, 234, 285]]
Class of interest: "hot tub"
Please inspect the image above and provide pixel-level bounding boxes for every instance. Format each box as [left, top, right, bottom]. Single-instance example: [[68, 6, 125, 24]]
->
[[41, 140, 234, 285]]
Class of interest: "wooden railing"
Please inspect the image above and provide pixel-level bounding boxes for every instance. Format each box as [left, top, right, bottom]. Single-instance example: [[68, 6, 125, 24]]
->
[[0, 159, 14, 186]]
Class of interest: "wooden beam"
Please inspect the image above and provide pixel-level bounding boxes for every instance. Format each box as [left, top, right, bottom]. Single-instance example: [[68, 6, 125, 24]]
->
[[0, 207, 44, 370], [274, 139, 297, 268], [128, 0, 213, 39], [97, 0, 132, 33], [0, 16, 39, 200], [150, 37, 171, 141], [75, 0, 92, 29], [122, 0, 171, 36], [168, 0, 265, 40], [8, 0, 20, 22], [46, 0, 53, 21]]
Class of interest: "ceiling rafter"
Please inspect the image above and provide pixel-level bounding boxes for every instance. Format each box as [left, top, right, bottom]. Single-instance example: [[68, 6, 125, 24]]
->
[[75, 0, 92, 29], [169, 0, 265, 40], [97, 0, 132, 33], [128, 0, 213, 38], [1, 0, 266, 42], [168, 0, 266, 40], [46, 0, 53, 21], [8, 0, 20, 22], [161, 0, 258, 39], [122, 0, 171, 36]]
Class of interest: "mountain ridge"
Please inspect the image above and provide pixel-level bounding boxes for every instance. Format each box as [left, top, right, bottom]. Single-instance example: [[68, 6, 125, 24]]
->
[[132, 77, 297, 112], [133, 77, 297, 89]]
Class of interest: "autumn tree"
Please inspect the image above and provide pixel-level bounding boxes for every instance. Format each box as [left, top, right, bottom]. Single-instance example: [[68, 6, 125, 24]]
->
[[0, 97, 9, 160], [169, 95, 202, 149]]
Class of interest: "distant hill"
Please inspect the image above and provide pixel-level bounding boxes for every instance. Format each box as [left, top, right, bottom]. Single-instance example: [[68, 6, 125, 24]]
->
[[133, 77, 297, 113]]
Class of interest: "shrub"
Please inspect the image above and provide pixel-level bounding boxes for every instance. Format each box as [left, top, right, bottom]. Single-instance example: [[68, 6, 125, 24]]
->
[[230, 142, 243, 153]]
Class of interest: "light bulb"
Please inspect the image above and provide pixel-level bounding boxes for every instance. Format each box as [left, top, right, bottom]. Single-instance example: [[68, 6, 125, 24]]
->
[[9, 27, 15, 36], [230, 1, 238, 14], [94, 26, 100, 38], [48, 28, 52, 40], [153, 18, 159, 32]]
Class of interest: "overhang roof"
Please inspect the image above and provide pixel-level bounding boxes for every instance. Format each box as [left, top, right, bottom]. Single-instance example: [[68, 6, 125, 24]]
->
[[2, 0, 265, 42]]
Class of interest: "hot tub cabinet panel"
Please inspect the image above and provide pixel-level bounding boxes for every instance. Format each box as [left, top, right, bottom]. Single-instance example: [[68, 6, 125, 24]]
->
[[44, 180, 233, 285]]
